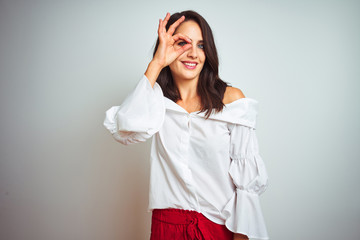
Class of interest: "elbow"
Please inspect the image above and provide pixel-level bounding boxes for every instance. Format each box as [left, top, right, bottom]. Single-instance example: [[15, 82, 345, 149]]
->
[[256, 175, 269, 196]]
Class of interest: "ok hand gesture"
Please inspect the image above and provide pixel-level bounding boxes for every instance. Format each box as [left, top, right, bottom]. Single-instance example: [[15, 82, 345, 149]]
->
[[152, 12, 192, 68]]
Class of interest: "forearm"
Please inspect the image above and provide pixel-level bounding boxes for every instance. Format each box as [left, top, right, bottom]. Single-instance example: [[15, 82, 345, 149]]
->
[[233, 233, 249, 240], [144, 60, 163, 88]]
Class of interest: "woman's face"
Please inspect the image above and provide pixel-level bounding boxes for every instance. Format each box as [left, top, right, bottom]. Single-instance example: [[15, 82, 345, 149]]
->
[[169, 20, 206, 82]]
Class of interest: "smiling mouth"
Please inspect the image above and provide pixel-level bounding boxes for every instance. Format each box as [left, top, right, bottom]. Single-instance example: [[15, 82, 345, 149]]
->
[[182, 62, 197, 70]]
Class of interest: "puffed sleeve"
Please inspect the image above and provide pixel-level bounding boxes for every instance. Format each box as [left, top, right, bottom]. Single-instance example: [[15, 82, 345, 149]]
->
[[103, 74, 165, 145], [222, 123, 270, 239]]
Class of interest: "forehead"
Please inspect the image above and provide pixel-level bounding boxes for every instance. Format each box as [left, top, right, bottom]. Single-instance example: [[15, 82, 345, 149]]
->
[[174, 20, 203, 39]]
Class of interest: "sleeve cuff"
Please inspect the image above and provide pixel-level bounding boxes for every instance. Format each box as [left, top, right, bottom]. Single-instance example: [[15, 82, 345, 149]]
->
[[222, 188, 270, 239]]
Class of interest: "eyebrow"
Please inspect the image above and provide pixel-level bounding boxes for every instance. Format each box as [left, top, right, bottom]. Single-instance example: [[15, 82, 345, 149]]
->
[[188, 38, 204, 43]]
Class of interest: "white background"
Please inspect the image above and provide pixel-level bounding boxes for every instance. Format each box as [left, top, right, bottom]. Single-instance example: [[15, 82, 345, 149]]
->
[[0, 0, 359, 239]]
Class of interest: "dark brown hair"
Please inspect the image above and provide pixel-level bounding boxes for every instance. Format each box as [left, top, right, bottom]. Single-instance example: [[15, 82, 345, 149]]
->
[[153, 10, 231, 119]]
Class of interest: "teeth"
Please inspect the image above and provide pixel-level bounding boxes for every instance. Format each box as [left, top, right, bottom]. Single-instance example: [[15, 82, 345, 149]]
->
[[184, 62, 196, 66]]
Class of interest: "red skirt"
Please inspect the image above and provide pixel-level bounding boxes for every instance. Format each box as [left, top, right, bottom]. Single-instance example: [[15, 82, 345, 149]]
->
[[150, 208, 234, 240]]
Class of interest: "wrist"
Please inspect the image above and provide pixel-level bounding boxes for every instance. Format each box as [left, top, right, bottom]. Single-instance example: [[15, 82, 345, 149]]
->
[[144, 60, 163, 88], [150, 59, 165, 70]]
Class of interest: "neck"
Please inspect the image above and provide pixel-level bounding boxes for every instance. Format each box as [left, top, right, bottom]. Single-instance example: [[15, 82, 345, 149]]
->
[[172, 75, 199, 101]]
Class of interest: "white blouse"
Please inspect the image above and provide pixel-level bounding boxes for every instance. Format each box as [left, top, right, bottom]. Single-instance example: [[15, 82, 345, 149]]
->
[[103, 74, 270, 239]]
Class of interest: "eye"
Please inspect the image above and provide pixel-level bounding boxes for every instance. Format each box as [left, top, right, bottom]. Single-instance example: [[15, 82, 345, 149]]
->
[[177, 41, 187, 46], [198, 44, 204, 49]]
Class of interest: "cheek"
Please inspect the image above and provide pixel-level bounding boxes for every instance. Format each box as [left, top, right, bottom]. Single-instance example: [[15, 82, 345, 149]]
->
[[200, 52, 206, 63], [198, 50, 206, 64], [169, 60, 180, 72], [169, 63, 175, 72]]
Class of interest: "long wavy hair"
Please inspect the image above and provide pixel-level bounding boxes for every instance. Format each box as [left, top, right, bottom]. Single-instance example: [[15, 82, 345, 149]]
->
[[153, 10, 231, 119]]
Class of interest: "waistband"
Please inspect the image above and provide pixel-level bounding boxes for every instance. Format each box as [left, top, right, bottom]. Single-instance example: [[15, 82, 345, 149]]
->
[[152, 208, 209, 225]]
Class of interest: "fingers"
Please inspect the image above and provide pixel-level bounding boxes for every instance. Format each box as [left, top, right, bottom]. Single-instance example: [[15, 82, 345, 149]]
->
[[158, 12, 170, 35], [161, 12, 170, 30], [173, 32, 192, 56], [172, 33, 192, 43], [168, 15, 185, 36], [158, 12, 186, 37], [158, 19, 162, 35], [176, 43, 192, 56]]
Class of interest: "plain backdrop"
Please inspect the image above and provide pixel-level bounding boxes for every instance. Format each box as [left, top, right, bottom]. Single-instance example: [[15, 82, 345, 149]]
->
[[0, 0, 359, 240]]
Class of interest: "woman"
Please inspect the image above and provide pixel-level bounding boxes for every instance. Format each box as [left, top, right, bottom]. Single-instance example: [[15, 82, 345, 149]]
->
[[104, 10, 269, 240]]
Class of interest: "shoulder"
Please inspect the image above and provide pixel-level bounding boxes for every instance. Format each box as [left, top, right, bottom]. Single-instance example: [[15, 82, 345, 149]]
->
[[223, 86, 246, 104]]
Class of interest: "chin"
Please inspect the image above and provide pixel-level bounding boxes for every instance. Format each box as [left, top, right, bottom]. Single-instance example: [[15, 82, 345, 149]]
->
[[179, 72, 200, 81]]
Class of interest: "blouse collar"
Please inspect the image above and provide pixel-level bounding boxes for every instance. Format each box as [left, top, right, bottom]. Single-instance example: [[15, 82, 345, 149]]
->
[[164, 96, 258, 129]]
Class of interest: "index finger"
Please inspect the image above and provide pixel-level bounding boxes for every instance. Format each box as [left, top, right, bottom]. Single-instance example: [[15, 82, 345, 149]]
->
[[161, 12, 170, 31], [172, 33, 192, 43], [167, 15, 185, 36]]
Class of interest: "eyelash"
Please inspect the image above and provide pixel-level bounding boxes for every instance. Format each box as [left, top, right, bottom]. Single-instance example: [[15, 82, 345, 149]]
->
[[178, 41, 204, 49]]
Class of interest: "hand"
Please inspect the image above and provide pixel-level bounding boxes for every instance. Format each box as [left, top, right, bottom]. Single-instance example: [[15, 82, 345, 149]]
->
[[152, 12, 192, 69], [233, 233, 249, 240]]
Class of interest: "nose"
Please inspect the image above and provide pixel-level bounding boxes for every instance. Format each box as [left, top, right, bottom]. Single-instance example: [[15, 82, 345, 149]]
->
[[187, 43, 198, 58]]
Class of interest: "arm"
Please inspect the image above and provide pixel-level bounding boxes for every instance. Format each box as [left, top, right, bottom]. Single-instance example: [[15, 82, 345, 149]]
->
[[224, 88, 255, 240], [222, 123, 269, 239], [103, 74, 165, 145], [220, 90, 269, 238], [103, 12, 193, 144]]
